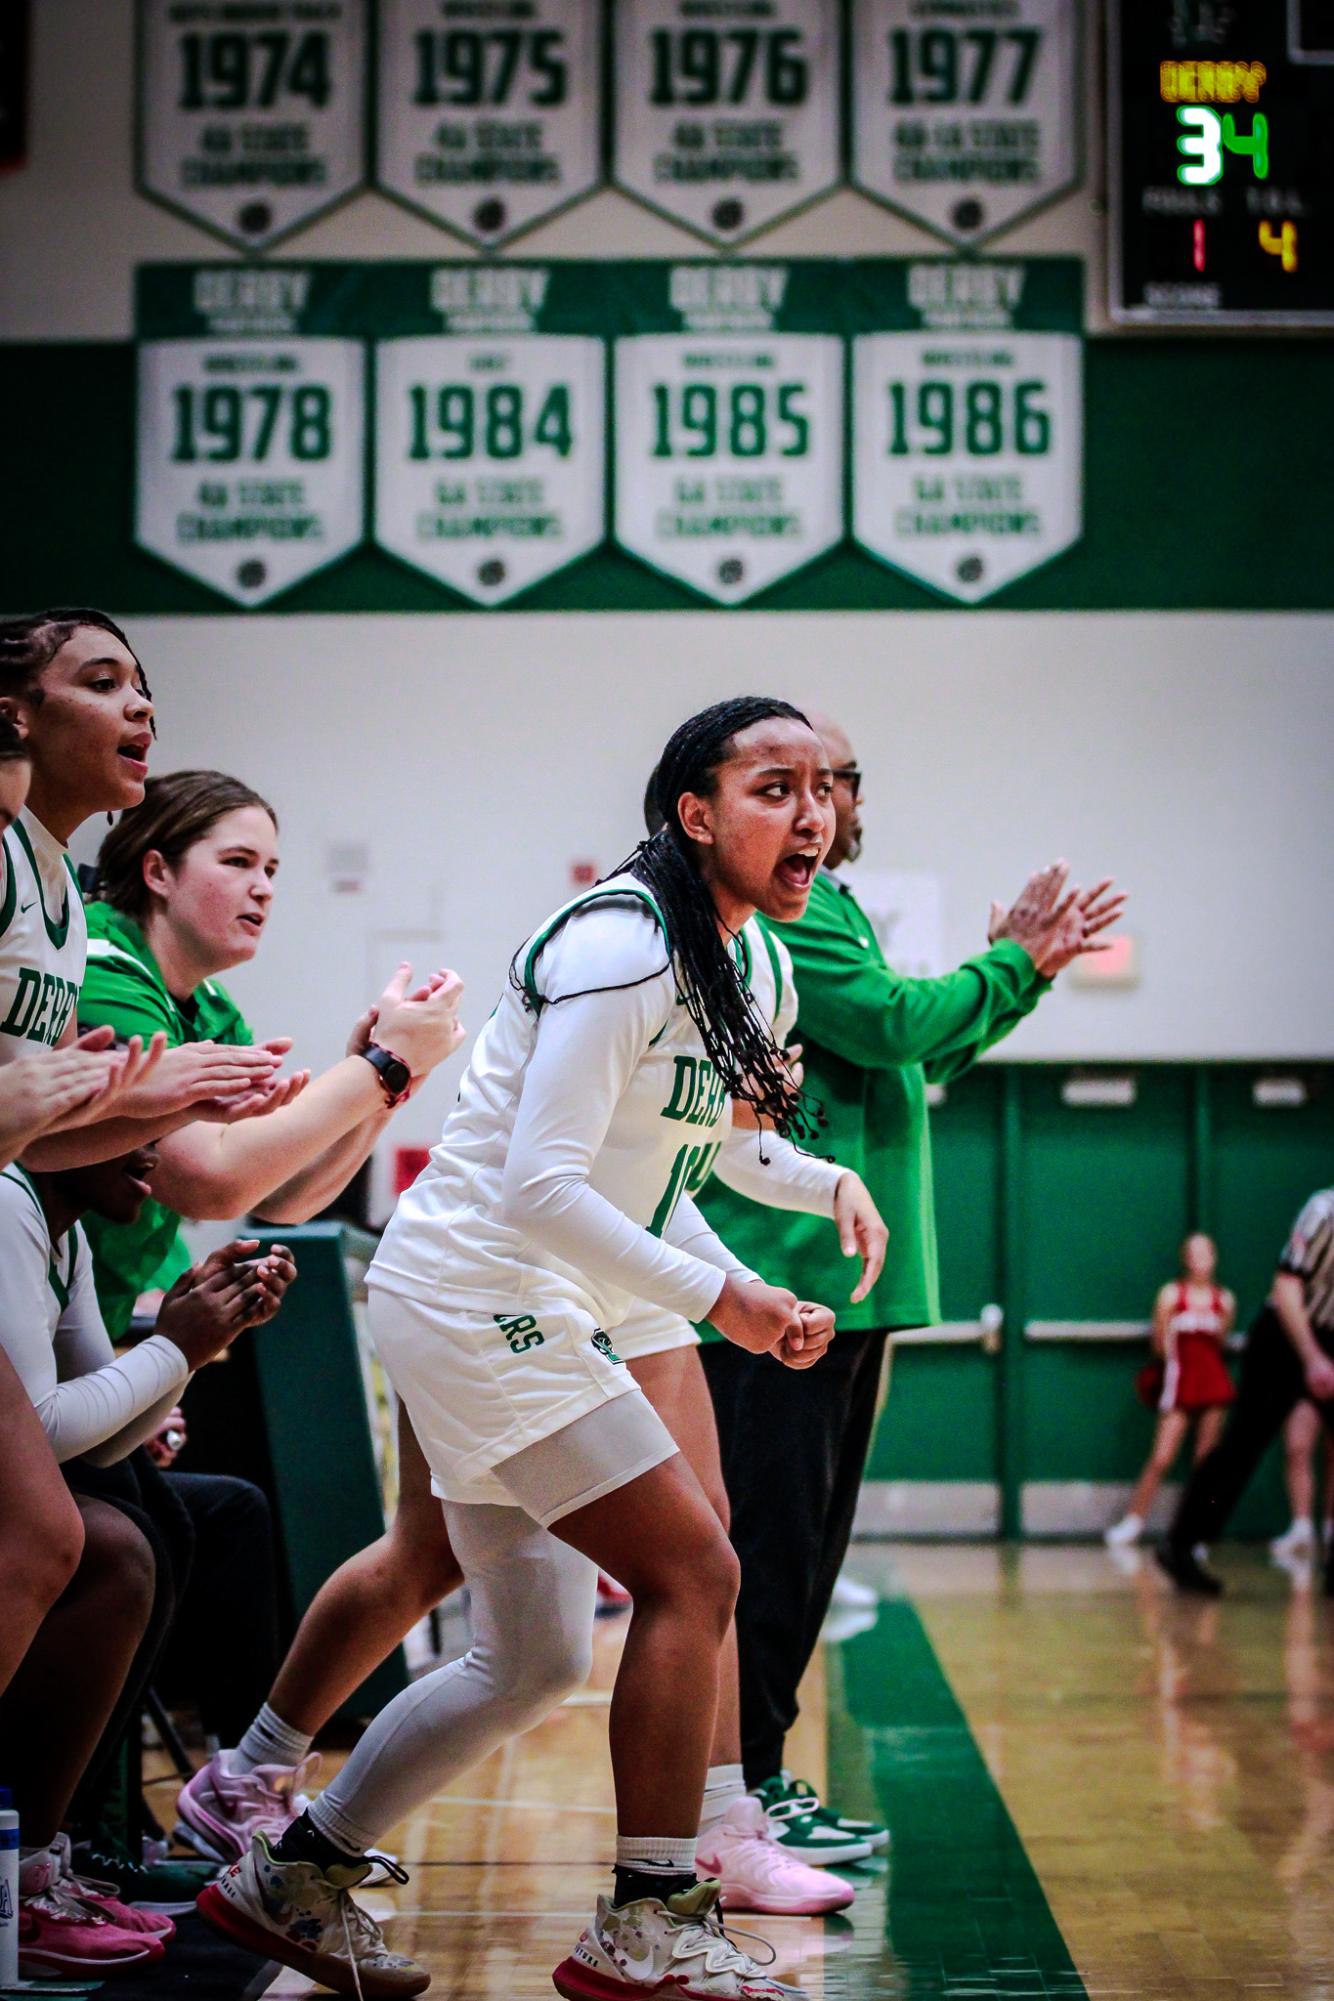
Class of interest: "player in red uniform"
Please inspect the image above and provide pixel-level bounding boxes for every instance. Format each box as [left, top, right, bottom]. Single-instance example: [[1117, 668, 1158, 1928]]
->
[[1106, 1233, 1235, 1546]]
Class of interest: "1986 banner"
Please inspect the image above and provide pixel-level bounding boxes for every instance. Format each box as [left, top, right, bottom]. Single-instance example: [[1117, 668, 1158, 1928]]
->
[[850, 259, 1082, 603]]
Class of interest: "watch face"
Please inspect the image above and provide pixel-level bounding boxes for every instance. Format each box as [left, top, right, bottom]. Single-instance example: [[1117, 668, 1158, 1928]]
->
[[370, 1046, 410, 1093]]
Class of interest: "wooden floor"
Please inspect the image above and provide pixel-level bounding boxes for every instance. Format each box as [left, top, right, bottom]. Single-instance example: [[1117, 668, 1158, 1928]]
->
[[152, 1543, 1334, 2000]]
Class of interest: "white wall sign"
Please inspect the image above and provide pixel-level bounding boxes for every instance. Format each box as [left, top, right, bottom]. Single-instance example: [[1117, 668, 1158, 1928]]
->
[[375, 0, 602, 247], [612, 0, 841, 245], [374, 332, 605, 604], [850, 0, 1080, 247], [614, 325, 843, 604], [851, 260, 1083, 604], [136, 336, 366, 605], [137, 0, 367, 249]]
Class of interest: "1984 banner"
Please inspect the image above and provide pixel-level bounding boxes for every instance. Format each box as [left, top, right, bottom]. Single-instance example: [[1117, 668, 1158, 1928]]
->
[[374, 266, 605, 603]]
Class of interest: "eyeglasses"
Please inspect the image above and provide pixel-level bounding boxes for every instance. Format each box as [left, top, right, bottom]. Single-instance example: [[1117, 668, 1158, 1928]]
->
[[830, 766, 862, 801]]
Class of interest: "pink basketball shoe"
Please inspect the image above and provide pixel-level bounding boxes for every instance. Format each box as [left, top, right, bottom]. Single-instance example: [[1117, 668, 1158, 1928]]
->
[[696, 1797, 856, 1915], [176, 1751, 318, 1864]]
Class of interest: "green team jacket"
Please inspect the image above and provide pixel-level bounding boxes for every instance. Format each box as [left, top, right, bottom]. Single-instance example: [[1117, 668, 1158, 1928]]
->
[[698, 870, 1048, 1333], [78, 903, 254, 1338]]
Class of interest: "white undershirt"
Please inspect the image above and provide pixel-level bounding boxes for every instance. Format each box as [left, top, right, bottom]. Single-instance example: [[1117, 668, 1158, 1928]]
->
[[0, 1170, 188, 1464]]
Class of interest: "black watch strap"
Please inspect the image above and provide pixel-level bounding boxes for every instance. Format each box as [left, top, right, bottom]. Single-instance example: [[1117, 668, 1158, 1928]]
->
[[360, 1042, 412, 1106]]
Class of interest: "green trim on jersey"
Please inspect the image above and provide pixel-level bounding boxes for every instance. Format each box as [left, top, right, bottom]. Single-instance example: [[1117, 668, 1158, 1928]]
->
[[520, 883, 671, 1015], [10, 818, 75, 948], [0, 836, 16, 938], [80, 903, 254, 1338], [757, 924, 784, 1022], [1, 1163, 76, 1306]]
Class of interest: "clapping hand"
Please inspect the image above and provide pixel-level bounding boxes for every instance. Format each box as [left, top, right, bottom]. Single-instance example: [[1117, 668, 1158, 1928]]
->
[[989, 862, 1127, 979], [156, 1239, 298, 1369]]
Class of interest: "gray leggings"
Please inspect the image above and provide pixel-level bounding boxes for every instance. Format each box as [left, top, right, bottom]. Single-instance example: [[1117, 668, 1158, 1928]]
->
[[309, 1502, 597, 1857]]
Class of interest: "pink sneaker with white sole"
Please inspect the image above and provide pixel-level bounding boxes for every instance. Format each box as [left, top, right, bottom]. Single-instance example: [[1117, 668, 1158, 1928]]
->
[[17, 1847, 163, 1979], [176, 1751, 319, 1864], [697, 1798, 856, 1915]]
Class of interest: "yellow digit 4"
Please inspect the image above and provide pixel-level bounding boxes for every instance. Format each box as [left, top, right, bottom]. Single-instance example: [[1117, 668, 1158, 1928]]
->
[[1258, 219, 1298, 273]]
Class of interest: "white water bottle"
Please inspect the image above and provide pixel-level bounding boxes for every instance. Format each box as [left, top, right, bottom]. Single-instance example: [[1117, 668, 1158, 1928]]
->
[[0, 1786, 18, 1985]]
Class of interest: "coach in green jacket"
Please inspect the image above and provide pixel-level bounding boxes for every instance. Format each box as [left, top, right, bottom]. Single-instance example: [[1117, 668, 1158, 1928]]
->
[[698, 710, 1123, 1826]]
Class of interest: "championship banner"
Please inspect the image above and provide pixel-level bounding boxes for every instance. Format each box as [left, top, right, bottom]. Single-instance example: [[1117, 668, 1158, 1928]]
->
[[373, 266, 605, 604], [612, 0, 841, 245], [850, 0, 1081, 247], [375, 0, 602, 247], [612, 265, 843, 604], [850, 259, 1082, 603], [137, 0, 367, 250], [136, 268, 366, 605]]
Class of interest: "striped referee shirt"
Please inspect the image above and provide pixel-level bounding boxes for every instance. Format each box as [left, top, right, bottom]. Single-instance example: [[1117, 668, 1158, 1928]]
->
[[1278, 1189, 1334, 1334]]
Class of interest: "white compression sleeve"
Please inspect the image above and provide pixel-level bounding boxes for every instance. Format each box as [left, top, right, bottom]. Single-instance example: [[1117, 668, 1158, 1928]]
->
[[310, 1504, 597, 1856], [0, 1186, 188, 1464], [710, 1121, 842, 1217], [662, 1192, 757, 1282], [48, 1249, 188, 1464]]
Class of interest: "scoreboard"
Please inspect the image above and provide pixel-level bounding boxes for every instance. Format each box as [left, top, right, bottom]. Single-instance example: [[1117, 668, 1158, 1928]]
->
[[1110, 0, 1334, 325]]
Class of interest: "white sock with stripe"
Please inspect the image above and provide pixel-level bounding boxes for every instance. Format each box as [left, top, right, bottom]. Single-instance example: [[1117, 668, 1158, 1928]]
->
[[228, 1702, 314, 1776], [697, 1763, 748, 1837]]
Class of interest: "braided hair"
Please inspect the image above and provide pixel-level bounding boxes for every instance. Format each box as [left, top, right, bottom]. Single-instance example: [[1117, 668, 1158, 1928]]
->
[[535, 695, 816, 1147], [0, 609, 156, 727]]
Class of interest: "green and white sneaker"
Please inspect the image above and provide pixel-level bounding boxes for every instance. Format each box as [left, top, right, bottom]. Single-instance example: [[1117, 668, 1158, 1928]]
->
[[752, 1774, 888, 1862]]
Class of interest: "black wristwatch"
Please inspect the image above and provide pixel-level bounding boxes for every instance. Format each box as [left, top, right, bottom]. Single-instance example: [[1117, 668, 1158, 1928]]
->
[[359, 1041, 412, 1107]]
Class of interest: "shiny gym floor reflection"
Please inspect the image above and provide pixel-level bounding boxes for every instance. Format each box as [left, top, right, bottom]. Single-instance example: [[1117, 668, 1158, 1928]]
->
[[244, 1544, 1334, 1999]]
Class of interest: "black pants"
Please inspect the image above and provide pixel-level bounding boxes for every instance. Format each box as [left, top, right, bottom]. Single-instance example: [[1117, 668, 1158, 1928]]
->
[[62, 1451, 190, 1821], [65, 1454, 278, 1813], [159, 1469, 279, 1743], [1170, 1307, 1334, 1556], [701, 1327, 889, 1787]]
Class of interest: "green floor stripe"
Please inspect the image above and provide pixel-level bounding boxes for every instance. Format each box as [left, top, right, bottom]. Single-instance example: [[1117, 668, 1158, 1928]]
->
[[825, 1599, 1088, 2000]]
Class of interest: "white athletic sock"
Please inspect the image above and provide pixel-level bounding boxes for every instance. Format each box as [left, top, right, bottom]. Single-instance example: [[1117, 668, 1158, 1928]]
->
[[697, 1763, 747, 1839], [615, 1835, 699, 1875], [229, 1702, 314, 1776]]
